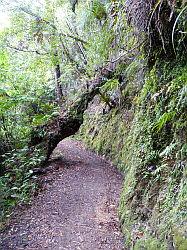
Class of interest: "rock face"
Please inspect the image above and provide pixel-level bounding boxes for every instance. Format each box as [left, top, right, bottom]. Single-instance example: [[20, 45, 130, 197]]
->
[[126, 0, 150, 32], [125, 0, 177, 61]]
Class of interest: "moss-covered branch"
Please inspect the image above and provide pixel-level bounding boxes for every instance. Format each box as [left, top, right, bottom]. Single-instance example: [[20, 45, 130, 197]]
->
[[29, 64, 116, 161]]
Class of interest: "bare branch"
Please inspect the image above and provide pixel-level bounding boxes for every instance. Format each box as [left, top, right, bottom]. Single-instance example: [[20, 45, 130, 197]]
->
[[107, 41, 145, 63], [20, 7, 87, 44], [66, 20, 87, 64], [6, 44, 48, 55]]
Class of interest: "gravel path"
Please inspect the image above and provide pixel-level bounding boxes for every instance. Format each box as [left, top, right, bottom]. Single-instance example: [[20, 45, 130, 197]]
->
[[0, 139, 124, 250]]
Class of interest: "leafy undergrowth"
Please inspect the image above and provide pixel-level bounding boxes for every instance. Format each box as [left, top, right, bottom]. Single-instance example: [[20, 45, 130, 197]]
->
[[0, 146, 45, 229], [78, 62, 187, 249]]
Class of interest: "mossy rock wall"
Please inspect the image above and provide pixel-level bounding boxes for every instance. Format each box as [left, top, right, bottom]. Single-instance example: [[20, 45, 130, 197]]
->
[[78, 62, 187, 249]]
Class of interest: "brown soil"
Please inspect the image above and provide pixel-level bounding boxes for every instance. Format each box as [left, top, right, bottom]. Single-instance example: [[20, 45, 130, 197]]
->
[[0, 139, 124, 250]]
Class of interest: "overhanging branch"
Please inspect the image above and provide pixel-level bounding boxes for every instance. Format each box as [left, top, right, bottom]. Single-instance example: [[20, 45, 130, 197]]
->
[[7, 44, 48, 55], [30, 63, 116, 161], [20, 7, 87, 44]]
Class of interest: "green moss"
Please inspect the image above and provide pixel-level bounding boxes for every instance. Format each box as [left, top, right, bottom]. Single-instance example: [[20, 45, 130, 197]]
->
[[92, 0, 107, 20], [174, 232, 187, 250], [133, 237, 166, 250], [79, 61, 187, 249]]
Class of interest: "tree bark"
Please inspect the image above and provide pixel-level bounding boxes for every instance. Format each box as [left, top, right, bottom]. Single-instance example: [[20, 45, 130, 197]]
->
[[54, 64, 63, 106], [30, 60, 121, 162], [71, 0, 78, 13]]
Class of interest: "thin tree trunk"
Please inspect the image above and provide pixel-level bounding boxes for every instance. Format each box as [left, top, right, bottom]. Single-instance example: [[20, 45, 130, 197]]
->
[[54, 64, 63, 106], [1, 115, 13, 150], [71, 0, 78, 13]]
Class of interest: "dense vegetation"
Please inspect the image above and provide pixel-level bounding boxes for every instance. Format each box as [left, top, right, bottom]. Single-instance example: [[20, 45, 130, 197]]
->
[[0, 0, 186, 249]]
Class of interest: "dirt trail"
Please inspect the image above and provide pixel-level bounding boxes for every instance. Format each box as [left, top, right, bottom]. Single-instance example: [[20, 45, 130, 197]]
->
[[0, 139, 124, 250]]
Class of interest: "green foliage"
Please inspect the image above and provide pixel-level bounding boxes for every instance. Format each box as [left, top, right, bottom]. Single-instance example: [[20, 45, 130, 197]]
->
[[0, 146, 45, 226], [100, 79, 119, 93], [172, 4, 187, 56], [154, 111, 176, 132], [85, 24, 114, 75], [0, 1, 187, 249], [79, 61, 187, 249], [0, 1, 62, 223], [91, 0, 107, 20]]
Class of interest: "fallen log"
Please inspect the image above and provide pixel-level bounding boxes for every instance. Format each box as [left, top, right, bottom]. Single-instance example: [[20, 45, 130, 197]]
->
[[30, 67, 115, 162]]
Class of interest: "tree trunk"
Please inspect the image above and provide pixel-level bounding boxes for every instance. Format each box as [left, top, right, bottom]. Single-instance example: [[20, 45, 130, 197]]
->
[[30, 59, 123, 162], [71, 0, 78, 13], [54, 64, 63, 106]]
